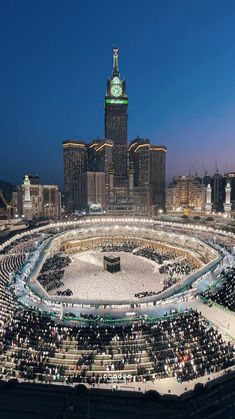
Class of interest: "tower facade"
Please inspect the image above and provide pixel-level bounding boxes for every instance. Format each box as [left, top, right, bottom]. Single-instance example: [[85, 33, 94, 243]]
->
[[129, 138, 151, 187], [62, 140, 87, 211], [88, 139, 113, 186], [211, 171, 225, 212], [149, 146, 167, 212], [105, 48, 128, 186], [129, 138, 167, 213]]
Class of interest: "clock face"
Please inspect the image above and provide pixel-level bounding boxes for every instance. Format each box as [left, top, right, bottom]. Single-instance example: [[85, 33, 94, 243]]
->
[[111, 84, 122, 97]]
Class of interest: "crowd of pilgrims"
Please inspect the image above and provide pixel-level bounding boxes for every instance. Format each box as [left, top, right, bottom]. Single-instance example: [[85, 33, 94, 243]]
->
[[56, 289, 73, 296], [134, 290, 160, 299], [201, 266, 235, 312], [1, 232, 49, 255], [159, 259, 192, 276], [37, 255, 72, 293], [0, 308, 234, 386], [133, 248, 172, 265], [0, 253, 25, 330], [101, 243, 136, 253]]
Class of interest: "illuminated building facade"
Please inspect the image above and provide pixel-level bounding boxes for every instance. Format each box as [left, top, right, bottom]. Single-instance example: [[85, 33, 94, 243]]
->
[[13, 176, 61, 221], [166, 176, 206, 212]]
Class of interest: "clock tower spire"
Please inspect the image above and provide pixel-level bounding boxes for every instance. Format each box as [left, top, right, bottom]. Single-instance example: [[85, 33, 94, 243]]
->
[[113, 47, 119, 76], [105, 47, 128, 186]]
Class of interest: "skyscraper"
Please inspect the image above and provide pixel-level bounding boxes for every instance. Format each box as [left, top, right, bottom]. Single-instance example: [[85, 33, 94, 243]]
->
[[149, 146, 167, 211], [62, 140, 87, 211], [105, 48, 128, 186], [129, 138, 167, 212], [211, 171, 225, 212]]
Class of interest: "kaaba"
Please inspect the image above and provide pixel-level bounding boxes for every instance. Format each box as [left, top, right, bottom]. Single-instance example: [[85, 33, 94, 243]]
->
[[103, 255, 121, 273]]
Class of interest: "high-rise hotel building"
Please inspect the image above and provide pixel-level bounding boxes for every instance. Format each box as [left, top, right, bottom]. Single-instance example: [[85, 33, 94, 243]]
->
[[63, 140, 87, 211], [129, 138, 167, 211]]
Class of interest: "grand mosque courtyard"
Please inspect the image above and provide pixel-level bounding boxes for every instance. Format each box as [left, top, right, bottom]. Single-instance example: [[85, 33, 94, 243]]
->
[[47, 249, 191, 301]]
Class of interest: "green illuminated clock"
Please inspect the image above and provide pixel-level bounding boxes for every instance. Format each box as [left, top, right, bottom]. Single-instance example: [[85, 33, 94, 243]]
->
[[111, 84, 122, 97]]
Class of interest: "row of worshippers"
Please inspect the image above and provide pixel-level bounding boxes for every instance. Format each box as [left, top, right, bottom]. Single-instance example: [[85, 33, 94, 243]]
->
[[1, 308, 234, 385]]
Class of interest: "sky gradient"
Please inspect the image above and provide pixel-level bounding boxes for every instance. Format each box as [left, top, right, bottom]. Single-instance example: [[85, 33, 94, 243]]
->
[[0, 0, 235, 187]]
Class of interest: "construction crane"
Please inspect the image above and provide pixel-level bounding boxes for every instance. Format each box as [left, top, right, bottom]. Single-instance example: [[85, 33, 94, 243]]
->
[[0, 191, 13, 223]]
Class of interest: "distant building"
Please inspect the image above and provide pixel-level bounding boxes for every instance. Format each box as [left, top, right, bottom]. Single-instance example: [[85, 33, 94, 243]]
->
[[211, 171, 226, 212], [166, 176, 206, 212], [12, 175, 61, 221]]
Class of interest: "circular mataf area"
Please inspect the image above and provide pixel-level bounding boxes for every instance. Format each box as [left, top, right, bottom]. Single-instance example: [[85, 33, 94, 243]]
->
[[48, 250, 175, 301], [31, 223, 219, 305]]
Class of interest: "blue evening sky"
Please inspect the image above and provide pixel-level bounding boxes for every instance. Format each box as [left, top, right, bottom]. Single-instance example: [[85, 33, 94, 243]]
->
[[0, 0, 235, 186]]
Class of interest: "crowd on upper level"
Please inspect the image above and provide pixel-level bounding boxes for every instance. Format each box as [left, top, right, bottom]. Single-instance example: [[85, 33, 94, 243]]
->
[[201, 266, 235, 312], [1, 232, 49, 255]]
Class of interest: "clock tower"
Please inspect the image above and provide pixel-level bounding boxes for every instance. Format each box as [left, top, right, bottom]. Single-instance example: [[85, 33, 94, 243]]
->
[[105, 48, 128, 186]]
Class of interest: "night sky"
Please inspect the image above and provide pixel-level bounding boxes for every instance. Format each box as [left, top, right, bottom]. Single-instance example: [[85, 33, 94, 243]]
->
[[1, 0, 235, 187]]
